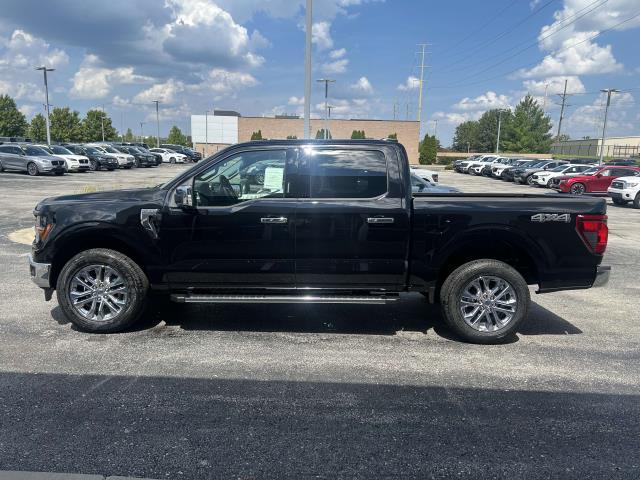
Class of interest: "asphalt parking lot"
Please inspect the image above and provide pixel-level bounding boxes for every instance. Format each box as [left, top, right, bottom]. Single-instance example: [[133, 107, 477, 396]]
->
[[0, 165, 639, 479]]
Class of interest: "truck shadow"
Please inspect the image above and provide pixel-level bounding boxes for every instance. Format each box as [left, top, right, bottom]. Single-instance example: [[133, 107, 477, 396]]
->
[[139, 293, 582, 341], [50, 294, 581, 341]]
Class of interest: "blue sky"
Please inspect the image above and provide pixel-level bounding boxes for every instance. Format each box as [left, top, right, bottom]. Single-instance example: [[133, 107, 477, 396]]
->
[[0, 0, 638, 146]]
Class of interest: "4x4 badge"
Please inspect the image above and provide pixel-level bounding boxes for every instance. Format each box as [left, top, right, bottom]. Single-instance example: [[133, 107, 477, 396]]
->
[[531, 213, 571, 223]]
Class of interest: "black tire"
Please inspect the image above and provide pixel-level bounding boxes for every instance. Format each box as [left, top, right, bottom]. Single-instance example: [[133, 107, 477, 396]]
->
[[612, 198, 627, 206], [0, 160, 4, 172], [526, 175, 535, 186], [55, 171, 65, 176], [136, 159, 141, 168], [56, 248, 149, 333], [170, 157, 176, 164], [440, 259, 530, 344], [570, 183, 586, 195], [633, 193, 640, 209], [27, 162, 39, 176], [107, 168, 115, 171], [89, 160, 97, 171]]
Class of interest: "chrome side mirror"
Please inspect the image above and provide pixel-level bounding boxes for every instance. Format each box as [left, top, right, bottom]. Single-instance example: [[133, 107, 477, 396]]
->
[[174, 185, 193, 208]]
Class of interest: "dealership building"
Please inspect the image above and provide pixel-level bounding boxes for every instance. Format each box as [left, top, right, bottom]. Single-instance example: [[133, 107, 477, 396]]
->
[[191, 110, 421, 164], [551, 135, 640, 158]]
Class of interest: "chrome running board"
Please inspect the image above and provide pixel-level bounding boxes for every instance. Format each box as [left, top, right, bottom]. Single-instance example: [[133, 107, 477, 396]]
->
[[170, 293, 398, 305]]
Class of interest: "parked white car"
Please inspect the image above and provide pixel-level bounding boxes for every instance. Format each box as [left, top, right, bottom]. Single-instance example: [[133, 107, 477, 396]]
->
[[87, 144, 135, 168], [531, 164, 592, 187], [40, 144, 91, 172], [468, 156, 507, 175], [150, 148, 188, 164], [410, 167, 438, 184], [608, 175, 640, 208]]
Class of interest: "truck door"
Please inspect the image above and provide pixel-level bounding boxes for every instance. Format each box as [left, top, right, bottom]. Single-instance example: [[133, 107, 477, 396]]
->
[[292, 146, 409, 289], [160, 147, 297, 288]]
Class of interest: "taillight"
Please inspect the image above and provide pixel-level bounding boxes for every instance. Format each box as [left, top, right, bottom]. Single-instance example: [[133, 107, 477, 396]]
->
[[576, 214, 608, 254]]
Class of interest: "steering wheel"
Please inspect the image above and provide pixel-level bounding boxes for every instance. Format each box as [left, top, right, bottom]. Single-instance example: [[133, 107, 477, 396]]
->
[[219, 175, 238, 201]]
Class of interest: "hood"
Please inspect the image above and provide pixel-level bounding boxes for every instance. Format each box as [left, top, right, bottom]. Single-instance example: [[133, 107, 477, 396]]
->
[[27, 154, 62, 162], [37, 187, 166, 210]]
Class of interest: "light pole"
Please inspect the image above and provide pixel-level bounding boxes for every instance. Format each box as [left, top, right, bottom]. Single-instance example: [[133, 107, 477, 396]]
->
[[140, 122, 145, 142], [36, 66, 54, 145], [152, 100, 160, 147], [205, 110, 210, 150], [303, 0, 312, 139], [316, 78, 335, 139], [432, 120, 438, 140], [467, 142, 470, 154], [496, 109, 506, 154], [599, 89, 619, 164], [101, 104, 105, 141]]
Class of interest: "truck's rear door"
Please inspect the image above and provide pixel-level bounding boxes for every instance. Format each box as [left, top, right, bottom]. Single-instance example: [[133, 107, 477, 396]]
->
[[292, 145, 409, 289]]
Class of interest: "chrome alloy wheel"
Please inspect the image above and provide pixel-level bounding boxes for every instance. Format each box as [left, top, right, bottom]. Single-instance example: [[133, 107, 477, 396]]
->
[[69, 264, 129, 321], [459, 275, 518, 332]]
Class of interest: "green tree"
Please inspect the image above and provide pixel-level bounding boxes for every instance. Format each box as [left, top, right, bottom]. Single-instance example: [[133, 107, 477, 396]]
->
[[388, 133, 397, 140], [502, 95, 552, 153], [28, 113, 47, 142], [475, 109, 513, 153], [419, 134, 440, 165], [124, 128, 135, 142], [82, 109, 117, 142], [350, 129, 366, 139], [167, 125, 187, 145], [49, 107, 83, 142], [250, 130, 263, 140], [316, 128, 332, 139], [452, 120, 480, 152], [0, 94, 28, 137]]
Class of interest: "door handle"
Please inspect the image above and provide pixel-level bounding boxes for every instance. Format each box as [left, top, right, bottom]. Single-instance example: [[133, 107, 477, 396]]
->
[[367, 217, 394, 224], [261, 217, 288, 224]]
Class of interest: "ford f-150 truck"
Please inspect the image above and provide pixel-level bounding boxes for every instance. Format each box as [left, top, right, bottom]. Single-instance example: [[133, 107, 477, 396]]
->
[[28, 140, 610, 343]]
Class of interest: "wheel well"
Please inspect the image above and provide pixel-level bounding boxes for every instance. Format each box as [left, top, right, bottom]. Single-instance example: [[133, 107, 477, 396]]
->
[[50, 233, 146, 288], [436, 238, 539, 295]]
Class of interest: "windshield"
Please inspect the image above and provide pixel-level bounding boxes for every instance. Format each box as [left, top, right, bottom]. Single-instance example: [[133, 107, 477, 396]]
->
[[102, 145, 120, 153], [581, 167, 599, 175], [83, 147, 101, 155], [50, 145, 73, 155], [24, 146, 50, 156], [549, 165, 568, 172]]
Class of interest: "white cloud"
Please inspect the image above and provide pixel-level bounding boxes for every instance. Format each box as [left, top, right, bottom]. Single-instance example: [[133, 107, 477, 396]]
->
[[453, 91, 512, 111], [350, 76, 373, 94], [522, 76, 586, 96], [312, 21, 333, 50], [321, 58, 349, 74], [565, 91, 636, 136], [288, 96, 305, 105], [329, 48, 347, 59], [70, 54, 153, 99], [517, 0, 640, 78], [432, 110, 484, 126], [397, 75, 420, 91]]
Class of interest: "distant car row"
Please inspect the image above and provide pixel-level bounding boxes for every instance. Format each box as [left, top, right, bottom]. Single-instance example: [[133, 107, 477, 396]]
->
[[454, 154, 640, 208], [0, 141, 202, 176]]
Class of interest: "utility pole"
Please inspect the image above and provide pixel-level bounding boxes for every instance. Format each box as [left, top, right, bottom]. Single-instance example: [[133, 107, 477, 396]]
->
[[496, 109, 505, 154], [120, 112, 124, 142], [140, 122, 145, 142], [303, 0, 312, 139], [393, 101, 398, 120], [101, 104, 105, 141], [599, 89, 619, 164], [467, 142, 470, 154], [416, 43, 430, 128], [36, 66, 54, 145], [432, 120, 438, 140], [556, 79, 570, 141], [205, 110, 209, 147], [327, 105, 333, 121], [152, 100, 160, 147], [542, 83, 549, 113], [317, 78, 335, 139]]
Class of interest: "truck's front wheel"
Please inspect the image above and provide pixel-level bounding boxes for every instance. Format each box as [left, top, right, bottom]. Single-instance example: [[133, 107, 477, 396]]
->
[[440, 259, 530, 344], [56, 248, 148, 333]]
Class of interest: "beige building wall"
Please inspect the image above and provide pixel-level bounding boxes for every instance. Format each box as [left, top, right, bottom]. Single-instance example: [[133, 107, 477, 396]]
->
[[237, 117, 421, 164]]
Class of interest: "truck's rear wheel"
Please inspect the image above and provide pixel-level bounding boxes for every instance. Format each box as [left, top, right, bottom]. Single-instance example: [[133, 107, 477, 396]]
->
[[633, 193, 640, 209], [440, 259, 530, 344], [56, 248, 148, 333]]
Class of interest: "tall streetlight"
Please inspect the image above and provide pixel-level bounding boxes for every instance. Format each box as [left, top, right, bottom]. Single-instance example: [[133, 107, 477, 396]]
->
[[205, 110, 210, 148], [303, 0, 312, 139], [152, 100, 160, 147], [101, 104, 105, 141], [316, 78, 335, 139], [140, 122, 145, 142], [35, 66, 54, 145], [496, 109, 507, 154], [599, 89, 619, 164]]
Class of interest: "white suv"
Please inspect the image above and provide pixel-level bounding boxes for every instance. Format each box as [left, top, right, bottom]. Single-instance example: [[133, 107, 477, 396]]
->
[[608, 174, 640, 208], [410, 167, 438, 185], [531, 164, 592, 187]]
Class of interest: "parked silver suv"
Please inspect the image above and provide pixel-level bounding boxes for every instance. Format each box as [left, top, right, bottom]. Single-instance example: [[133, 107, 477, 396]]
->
[[0, 143, 67, 176]]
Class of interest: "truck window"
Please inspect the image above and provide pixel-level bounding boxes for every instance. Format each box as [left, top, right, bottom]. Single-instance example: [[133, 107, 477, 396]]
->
[[193, 149, 287, 207], [304, 149, 388, 199]]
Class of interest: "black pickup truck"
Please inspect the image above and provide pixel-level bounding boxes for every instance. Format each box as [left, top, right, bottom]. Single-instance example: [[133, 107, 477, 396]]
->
[[28, 140, 610, 343]]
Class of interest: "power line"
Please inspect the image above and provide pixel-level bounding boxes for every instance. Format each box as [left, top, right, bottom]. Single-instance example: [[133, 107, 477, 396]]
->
[[556, 79, 570, 140], [430, 9, 640, 90]]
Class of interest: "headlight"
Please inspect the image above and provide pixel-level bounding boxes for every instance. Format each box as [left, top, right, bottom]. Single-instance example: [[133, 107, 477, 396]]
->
[[35, 214, 54, 242], [625, 182, 639, 188]]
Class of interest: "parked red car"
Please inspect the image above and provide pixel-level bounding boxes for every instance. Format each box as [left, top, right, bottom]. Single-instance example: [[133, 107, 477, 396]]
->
[[554, 165, 640, 195]]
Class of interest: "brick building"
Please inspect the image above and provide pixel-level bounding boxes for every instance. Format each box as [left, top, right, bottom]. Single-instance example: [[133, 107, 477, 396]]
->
[[191, 111, 420, 164]]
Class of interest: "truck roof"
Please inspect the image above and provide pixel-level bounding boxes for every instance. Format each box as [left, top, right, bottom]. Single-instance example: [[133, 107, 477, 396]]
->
[[238, 139, 400, 148]]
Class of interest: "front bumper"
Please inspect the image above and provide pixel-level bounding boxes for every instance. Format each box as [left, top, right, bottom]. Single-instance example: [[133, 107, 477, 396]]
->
[[593, 265, 611, 288], [608, 188, 636, 200], [29, 254, 51, 288]]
